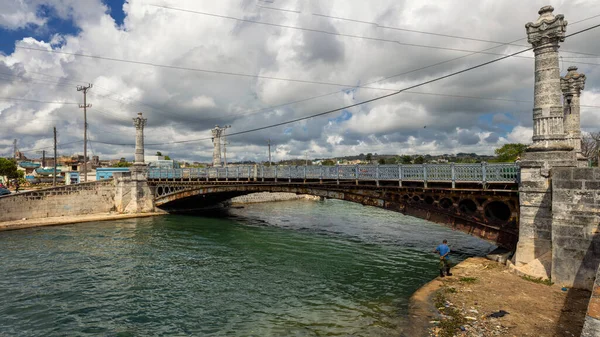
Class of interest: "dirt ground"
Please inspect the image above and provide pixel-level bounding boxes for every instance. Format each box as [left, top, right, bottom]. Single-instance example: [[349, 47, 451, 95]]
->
[[408, 257, 591, 337]]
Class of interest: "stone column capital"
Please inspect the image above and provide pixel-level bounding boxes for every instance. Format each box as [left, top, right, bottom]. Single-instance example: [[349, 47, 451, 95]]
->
[[561, 66, 586, 96], [133, 112, 147, 130], [526, 6, 567, 50]]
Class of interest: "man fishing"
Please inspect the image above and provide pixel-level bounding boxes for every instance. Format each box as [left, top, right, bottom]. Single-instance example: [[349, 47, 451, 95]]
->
[[434, 239, 452, 277]]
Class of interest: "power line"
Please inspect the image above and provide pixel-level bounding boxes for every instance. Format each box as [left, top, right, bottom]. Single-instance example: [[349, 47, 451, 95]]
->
[[19, 140, 84, 153], [260, 4, 600, 57], [0, 96, 79, 104], [90, 21, 600, 147], [148, 4, 600, 66], [311, 12, 600, 58]]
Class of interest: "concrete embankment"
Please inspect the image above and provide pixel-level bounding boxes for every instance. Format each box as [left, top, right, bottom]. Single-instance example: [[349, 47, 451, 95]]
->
[[230, 192, 320, 204], [0, 212, 165, 232]]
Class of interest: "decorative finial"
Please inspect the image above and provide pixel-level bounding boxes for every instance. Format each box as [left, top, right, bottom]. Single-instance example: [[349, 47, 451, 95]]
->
[[538, 5, 554, 15], [567, 66, 578, 72]]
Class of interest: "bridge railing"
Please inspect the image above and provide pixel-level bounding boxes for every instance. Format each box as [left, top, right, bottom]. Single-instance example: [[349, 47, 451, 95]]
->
[[148, 163, 519, 186]]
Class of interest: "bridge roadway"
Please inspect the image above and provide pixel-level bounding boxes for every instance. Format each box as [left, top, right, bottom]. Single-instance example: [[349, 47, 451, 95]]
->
[[149, 163, 520, 249]]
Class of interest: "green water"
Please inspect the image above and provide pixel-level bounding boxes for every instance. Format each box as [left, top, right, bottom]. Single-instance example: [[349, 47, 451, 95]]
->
[[0, 199, 494, 336]]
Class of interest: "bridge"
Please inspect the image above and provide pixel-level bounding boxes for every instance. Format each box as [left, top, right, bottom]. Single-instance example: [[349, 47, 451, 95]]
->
[[147, 163, 519, 248], [1, 9, 600, 332]]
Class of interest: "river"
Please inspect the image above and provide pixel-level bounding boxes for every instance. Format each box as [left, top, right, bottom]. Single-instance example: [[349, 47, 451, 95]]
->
[[0, 199, 494, 336]]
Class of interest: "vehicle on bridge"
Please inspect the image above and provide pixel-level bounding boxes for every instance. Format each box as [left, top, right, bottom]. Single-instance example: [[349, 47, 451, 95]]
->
[[0, 188, 11, 196]]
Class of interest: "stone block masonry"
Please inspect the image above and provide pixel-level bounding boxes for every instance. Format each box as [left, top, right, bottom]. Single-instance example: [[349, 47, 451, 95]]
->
[[581, 265, 600, 336], [0, 180, 116, 222], [552, 167, 600, 290]]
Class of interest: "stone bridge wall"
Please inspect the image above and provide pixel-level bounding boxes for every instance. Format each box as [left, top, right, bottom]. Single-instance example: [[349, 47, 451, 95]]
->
[[552, 168, 600, 289], [581, 264, 600, 336], [0, 180, 116, 222]]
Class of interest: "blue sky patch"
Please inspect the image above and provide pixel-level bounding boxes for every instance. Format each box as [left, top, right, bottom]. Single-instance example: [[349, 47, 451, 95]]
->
[[0, 4, 80, 54], [103, 0, 126, 27], [329, 110, 353, 124]]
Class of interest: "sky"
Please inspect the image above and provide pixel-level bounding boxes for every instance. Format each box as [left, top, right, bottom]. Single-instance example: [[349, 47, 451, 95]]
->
[[1, 0, 600, 163]]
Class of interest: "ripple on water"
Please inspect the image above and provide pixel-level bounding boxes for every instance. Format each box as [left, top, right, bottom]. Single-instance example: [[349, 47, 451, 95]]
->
[[0, 199, 494, 336]]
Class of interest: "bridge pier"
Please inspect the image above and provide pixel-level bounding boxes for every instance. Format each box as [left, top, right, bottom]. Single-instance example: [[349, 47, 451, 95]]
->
[[513, 6, 576, 275], [114, 168, 155, 214]]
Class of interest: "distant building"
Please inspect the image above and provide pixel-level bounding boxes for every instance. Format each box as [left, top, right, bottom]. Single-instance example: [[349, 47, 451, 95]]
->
[[144, 155, 165, 162]]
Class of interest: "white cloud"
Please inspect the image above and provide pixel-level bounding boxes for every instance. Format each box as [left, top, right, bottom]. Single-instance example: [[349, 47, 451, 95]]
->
[[1, 0, 599, 162]]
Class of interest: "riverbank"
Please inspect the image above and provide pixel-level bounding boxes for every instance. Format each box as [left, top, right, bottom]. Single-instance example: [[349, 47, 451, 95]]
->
[[0, 212, 165, 232], [409, 257, 591, 337]]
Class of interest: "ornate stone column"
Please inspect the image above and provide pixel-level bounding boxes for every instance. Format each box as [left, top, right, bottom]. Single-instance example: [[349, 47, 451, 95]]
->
[[133, 112, 147, 166], [561, 66, 587, 166], [514, 6, 577, 272], [211, 125, 223, 167], [114, 112, 154, 214], [526, 5, 571, 151]]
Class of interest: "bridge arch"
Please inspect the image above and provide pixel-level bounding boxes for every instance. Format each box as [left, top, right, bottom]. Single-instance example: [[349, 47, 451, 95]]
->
[[150, 182, 519, 249]]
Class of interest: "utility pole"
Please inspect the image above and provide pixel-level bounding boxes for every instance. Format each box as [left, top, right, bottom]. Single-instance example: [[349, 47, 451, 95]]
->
[[597, 138, 600, 167], [305, 151, 308, 166], [77, 84, 92, 182], [42, 150, 46, 167], [267, 139, 272, 166], [222, 125, 231, 167], [53, 127, 57, 187]]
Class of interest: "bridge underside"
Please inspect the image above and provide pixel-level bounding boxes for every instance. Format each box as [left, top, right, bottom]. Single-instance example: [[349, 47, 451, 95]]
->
[[151, 181, 519, 249]]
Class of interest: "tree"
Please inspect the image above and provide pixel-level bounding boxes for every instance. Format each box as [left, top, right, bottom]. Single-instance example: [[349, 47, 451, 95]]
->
[[112, 161, 132, 168], [321, 159, 336, 166], [0, 158, 19, 179], [156, 151, 162, 156], [414, 156, 425, 164], [493, 143, 528, 162], [400, 155, 412, 164], [378, 158, 386, 165], [164, 155, 171, 160], [366, 153, 373, 162], [582, 132, 600, 166]]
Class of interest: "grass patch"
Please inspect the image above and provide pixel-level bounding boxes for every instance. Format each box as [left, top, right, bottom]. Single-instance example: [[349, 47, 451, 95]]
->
[[459, 277, 478, 284], [433, 289, 465, 337], [521, 275, 554, 286], [445, 287, 457, 294]]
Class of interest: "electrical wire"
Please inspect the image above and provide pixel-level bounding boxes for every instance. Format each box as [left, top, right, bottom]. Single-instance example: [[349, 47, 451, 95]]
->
[[148, 4, 600, 66], [0, 97, 79, 104], [89, 22, 600, 147]]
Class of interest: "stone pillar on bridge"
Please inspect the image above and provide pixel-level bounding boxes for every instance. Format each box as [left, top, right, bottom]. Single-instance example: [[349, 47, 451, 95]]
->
[[211, 126, 223, 167], [114, 113, 154, 213], [514, 6, 577, 273], [561, 66, 587, 167]]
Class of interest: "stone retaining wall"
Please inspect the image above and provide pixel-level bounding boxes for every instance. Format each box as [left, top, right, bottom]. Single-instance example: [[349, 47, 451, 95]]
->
[[581, 265, 600, 336], [230, 192, 320, 204], [552, 168, 600, 290], [0, 180, 116, 222]]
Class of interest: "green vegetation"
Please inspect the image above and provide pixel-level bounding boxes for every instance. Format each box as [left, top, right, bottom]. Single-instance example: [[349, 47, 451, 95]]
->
[[399, 155, 412, 164], [112, 161, 132, 168], [459, 277, 478, 284], [492, 143, 527, 162], [413, 156, 425, 164], [321, 159, 336, 166], [433, 288, 466, 337], [521, 275, 554, 286], [0, 158, 20, 179]]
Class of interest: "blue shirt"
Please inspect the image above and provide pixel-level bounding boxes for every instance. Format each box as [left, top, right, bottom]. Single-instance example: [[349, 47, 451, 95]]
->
[[436, 244, 450, 257]]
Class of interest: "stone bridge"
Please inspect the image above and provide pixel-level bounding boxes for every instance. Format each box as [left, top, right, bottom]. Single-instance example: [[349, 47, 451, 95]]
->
[[148, 164, 520, 249]]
